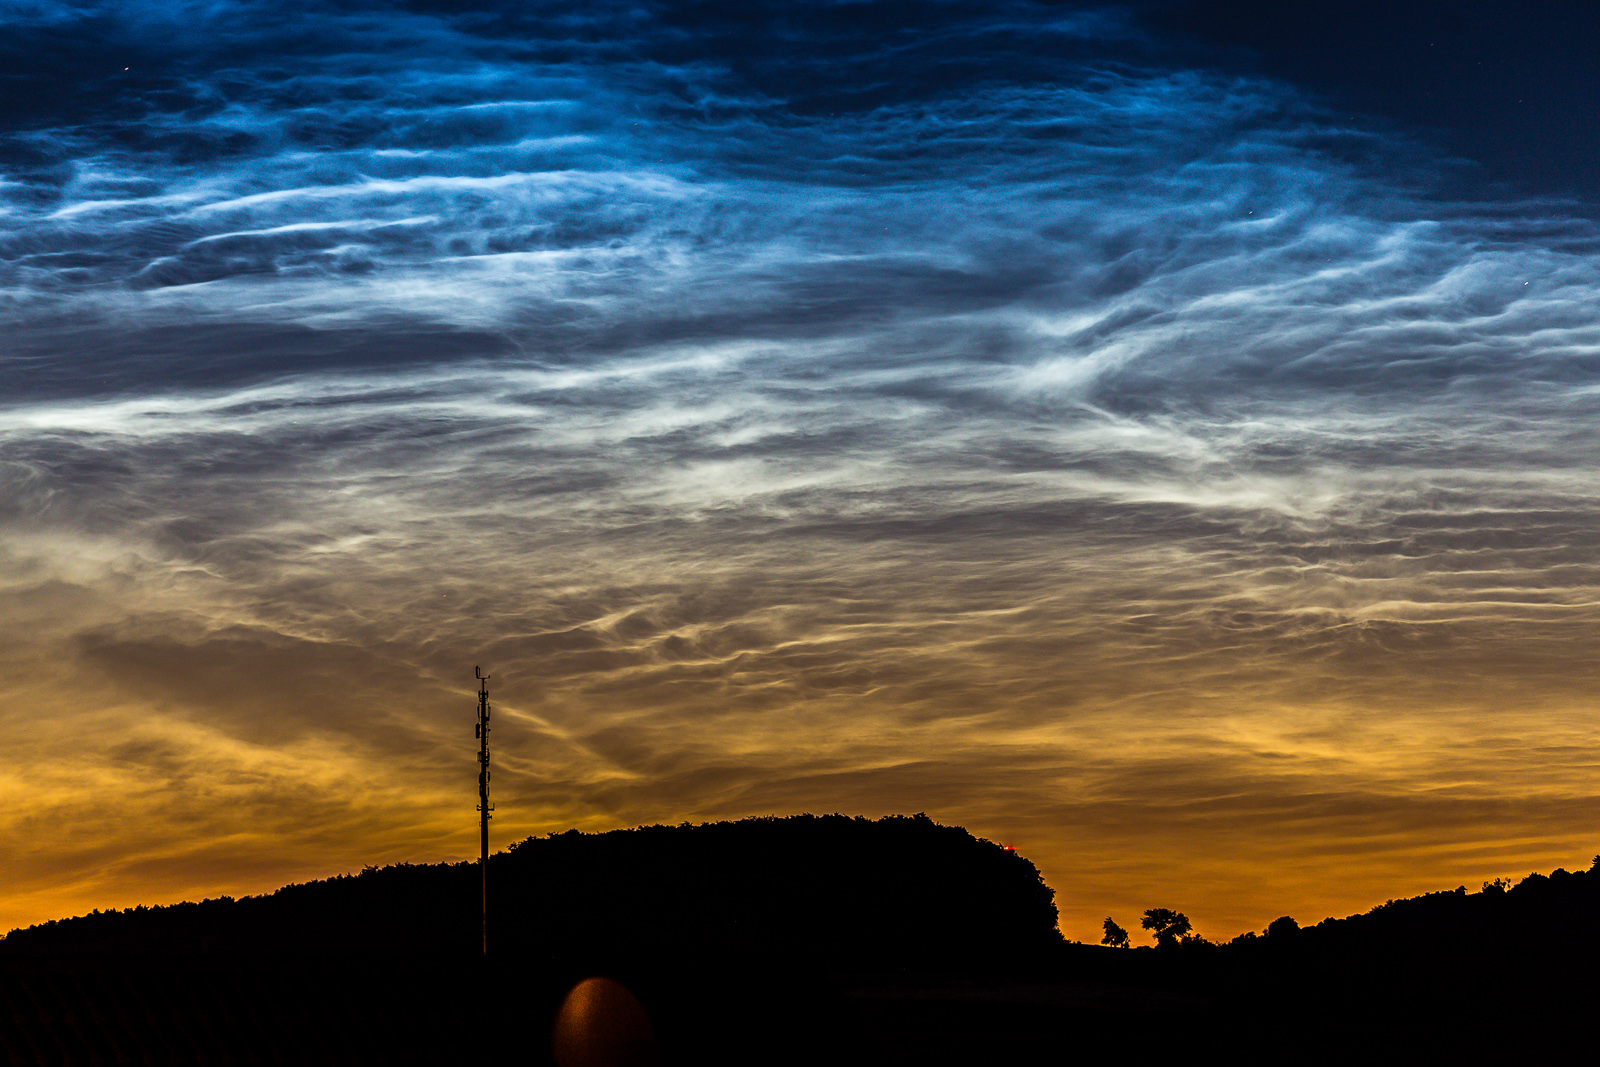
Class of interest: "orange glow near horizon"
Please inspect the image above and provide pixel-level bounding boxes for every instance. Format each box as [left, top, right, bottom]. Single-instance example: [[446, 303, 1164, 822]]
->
[[3, 482, 1600, 943], [3, 578, 1596, 948]]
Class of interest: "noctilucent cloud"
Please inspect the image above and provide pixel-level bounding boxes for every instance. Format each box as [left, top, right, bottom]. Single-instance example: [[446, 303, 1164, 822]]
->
[[3, 0, 1598, 942]]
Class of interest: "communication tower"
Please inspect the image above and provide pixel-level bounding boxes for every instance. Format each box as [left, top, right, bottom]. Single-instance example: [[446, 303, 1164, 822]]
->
[[474, 666, 493, 956]]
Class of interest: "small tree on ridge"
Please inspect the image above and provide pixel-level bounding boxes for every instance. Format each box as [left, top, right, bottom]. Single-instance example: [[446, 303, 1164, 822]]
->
[[1141, 907, 1191, 948]]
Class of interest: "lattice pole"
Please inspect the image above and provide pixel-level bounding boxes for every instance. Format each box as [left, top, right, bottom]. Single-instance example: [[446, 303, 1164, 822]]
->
[[475, 666, 493, 957]]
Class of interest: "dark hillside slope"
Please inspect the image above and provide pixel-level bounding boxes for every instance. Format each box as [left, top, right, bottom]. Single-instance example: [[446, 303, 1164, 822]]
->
[[0, 814, 1058, 1066], [1229, 859, 1600, 972], [5, 834, 1600, 1061], [1, 813, 1059, 970], [1213, 860, 1600, 1054]]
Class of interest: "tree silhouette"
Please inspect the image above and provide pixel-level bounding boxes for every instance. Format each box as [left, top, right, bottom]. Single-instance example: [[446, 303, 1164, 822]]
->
[[1101, 917, 1130, 949], [1140, 908, 1191, 948], [1264, 915, 1299, 939]]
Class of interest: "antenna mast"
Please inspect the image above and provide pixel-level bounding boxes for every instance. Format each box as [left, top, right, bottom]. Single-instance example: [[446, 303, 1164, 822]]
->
[[474, 666, 493, 957]]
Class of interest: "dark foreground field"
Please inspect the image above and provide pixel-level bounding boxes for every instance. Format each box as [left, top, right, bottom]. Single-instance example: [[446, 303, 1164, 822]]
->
[[2, 942, 1592, 1065]]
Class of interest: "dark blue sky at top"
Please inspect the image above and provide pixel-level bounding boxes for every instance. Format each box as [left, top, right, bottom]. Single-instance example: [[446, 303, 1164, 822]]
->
[[1161, 1, 1600, 196], [3, 0, 1596, 403], [7, 1, 1596, 188]]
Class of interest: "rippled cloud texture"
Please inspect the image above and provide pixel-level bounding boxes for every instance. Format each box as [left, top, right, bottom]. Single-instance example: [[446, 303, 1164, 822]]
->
[[3, 0, 1599, 941]]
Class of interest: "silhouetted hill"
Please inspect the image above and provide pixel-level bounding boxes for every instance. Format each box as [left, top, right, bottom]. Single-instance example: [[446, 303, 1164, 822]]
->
[[1195, 860, 1600, 1056], [1221, 858, 1600, 965], [1, 813, 1059, 971], [1050, 857, 1600, 977], [0, 814, 1061, 1065], [7, 831, 1599, 1061]]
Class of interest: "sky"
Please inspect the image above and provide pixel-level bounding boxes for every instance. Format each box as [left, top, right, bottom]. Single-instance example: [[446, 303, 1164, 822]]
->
[[2, 0, 1598, 946]]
